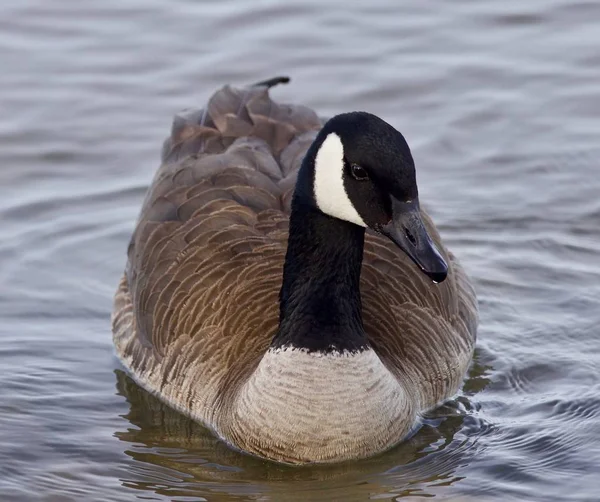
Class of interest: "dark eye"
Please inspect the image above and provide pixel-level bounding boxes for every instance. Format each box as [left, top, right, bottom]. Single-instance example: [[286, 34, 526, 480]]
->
[[350, 164, 369, 181]]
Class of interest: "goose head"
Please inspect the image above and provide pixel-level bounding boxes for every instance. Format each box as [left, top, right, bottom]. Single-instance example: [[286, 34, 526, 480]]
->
[[298, 111, 448, 283]]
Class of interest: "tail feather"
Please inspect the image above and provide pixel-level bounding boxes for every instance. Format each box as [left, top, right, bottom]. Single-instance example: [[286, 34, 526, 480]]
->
[[251, 76, 290, 89], [163, 76, 320, 169]]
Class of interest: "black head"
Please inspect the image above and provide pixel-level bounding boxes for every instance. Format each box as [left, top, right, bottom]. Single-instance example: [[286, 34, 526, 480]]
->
[[305, 111, 448, 283]]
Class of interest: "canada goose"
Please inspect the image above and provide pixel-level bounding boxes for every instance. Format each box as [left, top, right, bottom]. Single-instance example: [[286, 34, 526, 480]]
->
[[112, 76, 478, 465]]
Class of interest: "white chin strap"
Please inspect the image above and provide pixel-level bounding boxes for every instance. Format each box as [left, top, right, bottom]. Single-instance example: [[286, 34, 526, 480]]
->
[[313, 133, 367, 227]]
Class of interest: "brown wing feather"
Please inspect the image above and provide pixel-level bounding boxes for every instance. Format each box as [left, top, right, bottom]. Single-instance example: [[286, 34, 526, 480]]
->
[[113, 82, 477, 418]]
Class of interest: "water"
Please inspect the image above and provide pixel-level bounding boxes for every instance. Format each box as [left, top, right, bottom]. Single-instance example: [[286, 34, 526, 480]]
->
[[1, 0, 599, 500]]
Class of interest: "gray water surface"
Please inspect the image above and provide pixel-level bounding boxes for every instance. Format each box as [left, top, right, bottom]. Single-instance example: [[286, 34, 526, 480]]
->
[[1, 0, 599, 501]]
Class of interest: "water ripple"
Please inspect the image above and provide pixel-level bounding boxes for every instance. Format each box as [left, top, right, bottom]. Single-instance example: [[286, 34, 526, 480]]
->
[[1, 0, 600, 501]]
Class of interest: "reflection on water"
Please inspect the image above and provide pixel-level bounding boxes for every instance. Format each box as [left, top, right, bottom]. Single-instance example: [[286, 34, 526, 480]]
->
[[114, 357, 492, 501], [1, 0, 600, 500]]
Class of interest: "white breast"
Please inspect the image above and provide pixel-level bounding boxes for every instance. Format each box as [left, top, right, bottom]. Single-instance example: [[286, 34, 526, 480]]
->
[[225, 346, 416, 463]]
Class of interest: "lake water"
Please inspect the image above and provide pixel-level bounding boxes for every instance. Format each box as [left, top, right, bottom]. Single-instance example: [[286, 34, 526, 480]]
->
[[1, 0, 599, 500]]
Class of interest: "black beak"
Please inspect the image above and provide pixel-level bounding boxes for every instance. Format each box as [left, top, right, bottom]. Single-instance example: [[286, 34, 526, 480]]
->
[[379, 197, 448, 283]]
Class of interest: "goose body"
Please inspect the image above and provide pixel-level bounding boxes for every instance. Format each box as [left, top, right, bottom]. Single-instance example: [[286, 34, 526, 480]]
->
[[112, 78, 478, 464]]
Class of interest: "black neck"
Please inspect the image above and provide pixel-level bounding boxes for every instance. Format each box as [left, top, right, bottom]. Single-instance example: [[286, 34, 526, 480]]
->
[[272, 196, 369, 353]]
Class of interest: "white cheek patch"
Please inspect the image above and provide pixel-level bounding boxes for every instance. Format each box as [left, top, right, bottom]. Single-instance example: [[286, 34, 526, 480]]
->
[[313, 133, 367, 227]]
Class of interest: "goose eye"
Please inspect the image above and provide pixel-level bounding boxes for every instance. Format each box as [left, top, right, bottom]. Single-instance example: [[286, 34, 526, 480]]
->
[[350, 164, 369, 181]]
